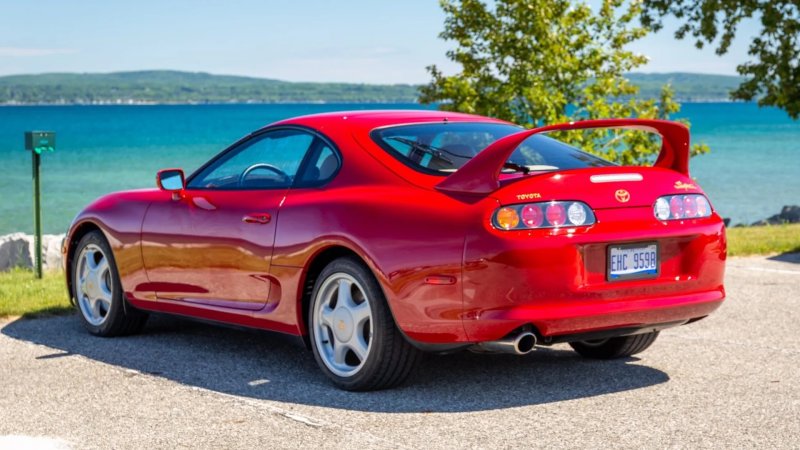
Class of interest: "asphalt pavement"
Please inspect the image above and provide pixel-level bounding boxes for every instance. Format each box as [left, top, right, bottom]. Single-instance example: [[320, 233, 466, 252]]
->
[[1, 254, 798, 449]]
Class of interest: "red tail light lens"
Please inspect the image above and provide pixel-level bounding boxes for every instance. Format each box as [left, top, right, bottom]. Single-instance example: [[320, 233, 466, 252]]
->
[[669, 196, 684, 219], [683, 195, 697, 217], [520, 204, 544, 228], [493, 201, 595, 230], [695, 196, 710, 217], [545, 203, 566, 226], [655, 194, 712, 221]]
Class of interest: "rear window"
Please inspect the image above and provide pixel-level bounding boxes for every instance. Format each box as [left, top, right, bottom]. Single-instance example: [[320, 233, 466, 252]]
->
[[370, 122, 614, 175]]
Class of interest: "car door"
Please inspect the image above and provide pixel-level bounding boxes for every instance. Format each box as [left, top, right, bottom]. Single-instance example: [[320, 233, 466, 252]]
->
[[141, 128, 315, 310]]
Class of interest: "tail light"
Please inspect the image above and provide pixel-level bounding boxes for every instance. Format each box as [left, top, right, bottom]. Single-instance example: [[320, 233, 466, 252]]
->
[[493, 201, 595, 230], [654, 194, 712, 221]]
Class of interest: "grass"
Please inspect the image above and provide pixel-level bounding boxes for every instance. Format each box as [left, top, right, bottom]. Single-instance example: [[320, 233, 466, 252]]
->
[[0, 268, 73, 319], [726, 223, 800, 257], [0, 224, 798, 318]]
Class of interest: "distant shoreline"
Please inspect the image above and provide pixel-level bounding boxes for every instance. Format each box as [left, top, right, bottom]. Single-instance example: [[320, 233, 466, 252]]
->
[[0, 70, 744, 106], [0, 98, 747, 107], [0, 100, 419, 107]]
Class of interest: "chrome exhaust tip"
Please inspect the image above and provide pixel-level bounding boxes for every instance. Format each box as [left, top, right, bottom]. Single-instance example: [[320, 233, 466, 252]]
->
[[475, 331, 537, 355]]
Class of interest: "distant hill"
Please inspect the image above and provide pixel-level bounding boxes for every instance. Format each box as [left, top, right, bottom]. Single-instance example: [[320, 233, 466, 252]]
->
[[0, 70, 419, 104], [0, 70, 744, 105], [627, 72, 744, 102]]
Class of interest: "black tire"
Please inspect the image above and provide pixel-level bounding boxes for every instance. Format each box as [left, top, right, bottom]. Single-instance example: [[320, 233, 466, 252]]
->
[[569, 331, 659, 359], [308, 257, 422, 391], [71, 230, 147, 336]]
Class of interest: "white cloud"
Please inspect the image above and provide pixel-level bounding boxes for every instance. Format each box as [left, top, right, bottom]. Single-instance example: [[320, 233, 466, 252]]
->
[[0, 47, 77, 57]]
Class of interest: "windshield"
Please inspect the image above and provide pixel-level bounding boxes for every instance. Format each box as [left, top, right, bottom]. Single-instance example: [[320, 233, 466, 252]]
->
[[371, 122, 614, 175]]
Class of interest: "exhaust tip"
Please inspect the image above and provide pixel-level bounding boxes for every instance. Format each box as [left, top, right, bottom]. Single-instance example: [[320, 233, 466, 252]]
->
[[515, 332, 536, 354]]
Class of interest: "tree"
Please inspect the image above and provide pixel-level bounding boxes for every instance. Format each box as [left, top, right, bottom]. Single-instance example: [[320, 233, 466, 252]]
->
[[641, 0, 800, 119], [420, 0, 708, 166]]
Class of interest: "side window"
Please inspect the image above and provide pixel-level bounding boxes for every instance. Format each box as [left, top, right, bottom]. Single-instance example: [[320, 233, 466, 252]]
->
[[298, 142, 340, 185], [188, 129, 314, 190]]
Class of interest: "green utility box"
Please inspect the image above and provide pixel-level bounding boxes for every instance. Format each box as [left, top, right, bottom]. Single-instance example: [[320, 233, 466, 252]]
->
[[25, 131, 56, 154]]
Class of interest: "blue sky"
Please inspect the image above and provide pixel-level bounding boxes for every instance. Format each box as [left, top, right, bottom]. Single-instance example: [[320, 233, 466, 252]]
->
[[0, 0, 757, 83]]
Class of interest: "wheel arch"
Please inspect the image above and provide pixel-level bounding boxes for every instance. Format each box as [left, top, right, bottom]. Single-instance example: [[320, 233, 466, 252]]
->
[[297, 245, 390, 347], [64, 220, 106, 305]]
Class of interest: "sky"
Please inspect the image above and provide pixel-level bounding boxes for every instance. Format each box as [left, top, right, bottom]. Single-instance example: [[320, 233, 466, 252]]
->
[[0, 0, 758, 84]]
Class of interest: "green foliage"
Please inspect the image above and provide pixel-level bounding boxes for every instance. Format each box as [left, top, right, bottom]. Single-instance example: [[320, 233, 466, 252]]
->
[[0, 70, 419, 104], [641, 0, 800, 119], [420, 0, 709, 166]]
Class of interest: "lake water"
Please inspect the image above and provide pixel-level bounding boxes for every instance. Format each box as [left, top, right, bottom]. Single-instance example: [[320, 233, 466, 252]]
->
[[0, 102, 798, 234]]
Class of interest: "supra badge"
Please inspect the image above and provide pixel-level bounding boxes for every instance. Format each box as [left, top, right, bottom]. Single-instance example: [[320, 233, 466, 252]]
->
[[674, 181, 698, 191], [615, 189, 631, 203]]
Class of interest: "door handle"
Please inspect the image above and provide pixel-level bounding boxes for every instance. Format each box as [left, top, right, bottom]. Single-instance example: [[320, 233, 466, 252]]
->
[[242, 213, 271, 224]]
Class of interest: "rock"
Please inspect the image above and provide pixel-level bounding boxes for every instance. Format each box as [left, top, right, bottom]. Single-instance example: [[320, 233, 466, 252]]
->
[[751, 205, 800, 226], [0, 233, 65, 271], [41, 234, 65, 270], [0, 233, 33, 270], [778, 205, 800, 223]]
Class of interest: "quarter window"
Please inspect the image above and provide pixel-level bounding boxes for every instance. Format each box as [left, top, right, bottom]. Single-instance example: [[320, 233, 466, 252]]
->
[[298, 143, 340, 185]]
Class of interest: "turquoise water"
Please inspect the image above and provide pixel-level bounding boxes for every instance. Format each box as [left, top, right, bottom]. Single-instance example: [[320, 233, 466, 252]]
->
[[0, 103, 798, 234]]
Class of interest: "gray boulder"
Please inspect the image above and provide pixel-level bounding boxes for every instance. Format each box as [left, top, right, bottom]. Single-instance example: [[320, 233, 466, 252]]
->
[[0, 233, 65, 271], [0, 233, 33, 270], [751, 205, 800, 226]]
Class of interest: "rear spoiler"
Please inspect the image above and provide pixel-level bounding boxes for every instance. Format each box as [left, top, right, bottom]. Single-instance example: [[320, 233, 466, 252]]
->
[[436, 118, 690, 194]]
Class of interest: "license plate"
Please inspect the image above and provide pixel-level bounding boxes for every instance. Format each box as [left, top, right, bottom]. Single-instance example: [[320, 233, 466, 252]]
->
[[607, 243, 659, 281]]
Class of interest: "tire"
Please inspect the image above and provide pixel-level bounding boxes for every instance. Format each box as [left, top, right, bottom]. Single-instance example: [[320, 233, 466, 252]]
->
[[71, 230, 147, 336], [308, 257, 422, 391], [569, 331, 659, 359]]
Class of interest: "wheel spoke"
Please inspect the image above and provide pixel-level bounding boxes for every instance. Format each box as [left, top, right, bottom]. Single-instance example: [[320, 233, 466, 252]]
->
[[98, 281, 113, 303], [95, 257, 109, 278], [319, 306, 335, 328], [348, 336, 369, 362], [96, 298, 111, 317], [90, 297, 103, 318], [337, 279, 352, 306], [333, 341, 348, 365], [85, 249, 99, 270], [350, 300, 371, 329]]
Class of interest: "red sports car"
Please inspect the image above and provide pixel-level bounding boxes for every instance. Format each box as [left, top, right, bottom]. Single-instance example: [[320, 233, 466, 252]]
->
[[63, 110, 726, 390]]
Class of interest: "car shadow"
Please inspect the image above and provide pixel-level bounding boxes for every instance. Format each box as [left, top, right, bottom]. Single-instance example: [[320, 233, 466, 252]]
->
[[768, 251, 800, 264], [2, 314, 669, 413]]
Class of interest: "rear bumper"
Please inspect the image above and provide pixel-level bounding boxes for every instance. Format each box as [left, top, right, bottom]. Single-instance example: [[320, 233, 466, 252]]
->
[[470, 289, 723, 342], [460, 207, 727, 343]]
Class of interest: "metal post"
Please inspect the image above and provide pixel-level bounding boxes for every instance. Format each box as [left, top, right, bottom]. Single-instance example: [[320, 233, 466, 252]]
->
[[24, 130, 54, 279], [32, 150, 42, 279]]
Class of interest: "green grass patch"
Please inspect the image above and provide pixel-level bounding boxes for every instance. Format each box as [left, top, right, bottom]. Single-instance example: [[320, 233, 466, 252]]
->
[[0, 268, 73, 319], [727, 223, 800, 257]]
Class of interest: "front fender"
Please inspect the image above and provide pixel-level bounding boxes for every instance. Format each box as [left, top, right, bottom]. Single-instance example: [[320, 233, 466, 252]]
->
[[64, 189, 161, 303]]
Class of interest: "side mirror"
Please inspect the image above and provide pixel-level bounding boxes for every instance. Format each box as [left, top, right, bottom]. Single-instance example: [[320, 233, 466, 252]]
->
[[157, 169, 185, 192]]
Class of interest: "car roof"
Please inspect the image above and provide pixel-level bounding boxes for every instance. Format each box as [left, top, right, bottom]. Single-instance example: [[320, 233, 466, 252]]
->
[[263, 110, 516, 190], [268, 109, 511, 134]]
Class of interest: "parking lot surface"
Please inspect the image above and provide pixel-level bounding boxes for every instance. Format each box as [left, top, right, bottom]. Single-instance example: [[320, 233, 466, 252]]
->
[[1, 254, 798, 449]]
